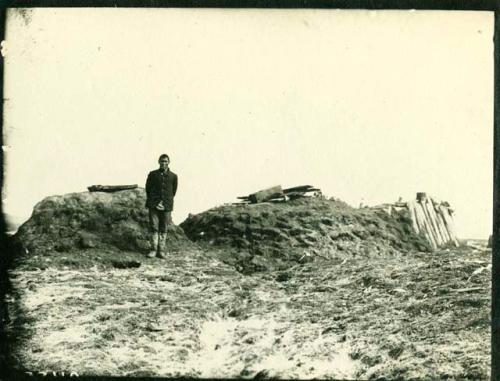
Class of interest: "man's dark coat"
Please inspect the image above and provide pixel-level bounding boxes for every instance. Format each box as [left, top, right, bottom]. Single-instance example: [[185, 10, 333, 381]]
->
[[145, 169, 178, 211]]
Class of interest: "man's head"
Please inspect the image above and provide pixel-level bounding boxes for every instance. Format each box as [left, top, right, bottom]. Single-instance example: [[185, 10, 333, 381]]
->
[[158, 154, 170, 171]]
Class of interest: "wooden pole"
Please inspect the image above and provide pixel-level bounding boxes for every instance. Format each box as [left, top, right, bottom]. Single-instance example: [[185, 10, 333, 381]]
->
[[426, 198, 447, 246], [413, 200, 426, 234], [420, 199, 440, 247], [407, 200, 420, 234], [439, 206, 459, 247], [436, 207, 452, 244], [416, 192, 428, 202], [433, 200, 452, 244], [435, 203, 452, 242], [415, 201, 437, 249], [425, 200, 443, 246], [437, 205, 451, 240], [446, 208, 460, 247]]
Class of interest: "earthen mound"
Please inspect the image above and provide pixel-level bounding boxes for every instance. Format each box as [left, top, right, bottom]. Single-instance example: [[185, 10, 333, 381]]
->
[[14, 188, 192, 255], [180, 196, 431, 273]]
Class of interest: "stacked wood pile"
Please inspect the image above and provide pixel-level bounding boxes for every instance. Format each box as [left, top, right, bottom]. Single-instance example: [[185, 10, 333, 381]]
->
[[373, 192, 459, 250], [237, 185, 321, 204], [409, 193, 459, 249]]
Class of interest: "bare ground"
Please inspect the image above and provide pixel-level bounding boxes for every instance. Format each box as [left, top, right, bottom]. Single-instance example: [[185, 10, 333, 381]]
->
[[6, 243, 491, 379]]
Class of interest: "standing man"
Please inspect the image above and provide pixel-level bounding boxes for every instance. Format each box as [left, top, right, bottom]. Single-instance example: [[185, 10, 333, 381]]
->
[[145, 154, 178, 258]]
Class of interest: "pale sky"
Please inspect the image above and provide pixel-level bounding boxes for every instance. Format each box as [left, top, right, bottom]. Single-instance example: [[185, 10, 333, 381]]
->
[[3, 8, 494, 238]]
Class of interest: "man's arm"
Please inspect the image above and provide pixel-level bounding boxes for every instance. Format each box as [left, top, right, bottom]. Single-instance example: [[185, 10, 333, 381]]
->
[[173, 174, 178, 197], [145, 172, 152, 199]]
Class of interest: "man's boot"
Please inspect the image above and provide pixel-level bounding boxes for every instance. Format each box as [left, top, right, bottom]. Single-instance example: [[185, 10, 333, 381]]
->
[[157, 233, 167, 259], [147, 232, 159, 258]]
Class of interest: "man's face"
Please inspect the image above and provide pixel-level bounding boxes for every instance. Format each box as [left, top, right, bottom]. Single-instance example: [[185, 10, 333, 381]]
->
[[159, 157, 169, 171]]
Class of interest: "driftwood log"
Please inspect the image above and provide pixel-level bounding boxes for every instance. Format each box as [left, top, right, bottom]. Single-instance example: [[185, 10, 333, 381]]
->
[[88, 185, 138, 192], [283, 185, 319, 193], [248, 186, 284, 203]]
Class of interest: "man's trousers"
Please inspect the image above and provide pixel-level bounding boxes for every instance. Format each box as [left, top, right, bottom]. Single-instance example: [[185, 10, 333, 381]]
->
[[148, 208, 173, 233]]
